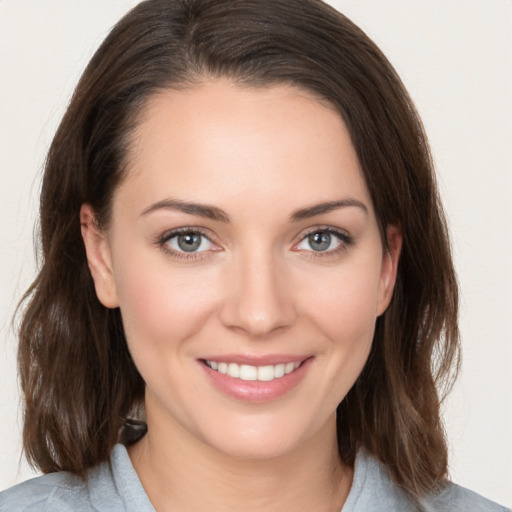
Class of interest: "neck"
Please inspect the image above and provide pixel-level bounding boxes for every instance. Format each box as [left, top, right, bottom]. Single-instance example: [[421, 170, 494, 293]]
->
[[129, 409, 352, 512]]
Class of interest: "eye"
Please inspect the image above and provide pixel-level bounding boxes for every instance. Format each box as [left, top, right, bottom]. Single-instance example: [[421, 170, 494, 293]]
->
[[166, 231, 213, 253], [157, 229, 219, 258], [295, 229, 351, 253]]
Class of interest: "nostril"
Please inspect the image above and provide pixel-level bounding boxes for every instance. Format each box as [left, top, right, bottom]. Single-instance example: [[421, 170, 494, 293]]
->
[[217, 258, 298, 336]]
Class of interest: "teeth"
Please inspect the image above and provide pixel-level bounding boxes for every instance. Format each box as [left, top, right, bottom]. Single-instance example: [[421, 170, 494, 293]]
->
[[228, 363, 240, 378], [285, 362, 295, 374], [205, 360, 301, 381], [257, 365, 274, 382], [274, 363, 285, 378], [240, 364, 257, 381]]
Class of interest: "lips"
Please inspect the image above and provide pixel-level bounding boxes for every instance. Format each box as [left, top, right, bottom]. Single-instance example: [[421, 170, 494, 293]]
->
[[199, 355, 312, 402], [204, 360, 301, 382]]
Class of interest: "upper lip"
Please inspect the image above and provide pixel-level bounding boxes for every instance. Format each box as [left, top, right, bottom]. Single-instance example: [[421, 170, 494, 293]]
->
[[199, 354, 311, 366]]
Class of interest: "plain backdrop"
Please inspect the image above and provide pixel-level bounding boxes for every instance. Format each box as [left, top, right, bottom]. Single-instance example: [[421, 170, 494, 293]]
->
[[1, 0, 511, 505]]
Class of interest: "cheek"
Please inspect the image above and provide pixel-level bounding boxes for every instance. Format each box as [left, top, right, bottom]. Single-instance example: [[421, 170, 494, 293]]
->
[[310, 265, 381, 400], [112, 252, 219, 355], [302, 258, 383, 344]]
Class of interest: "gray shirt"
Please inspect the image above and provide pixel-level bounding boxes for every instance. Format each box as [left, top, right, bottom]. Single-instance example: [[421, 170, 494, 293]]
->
[[0, 444, 508, 511]]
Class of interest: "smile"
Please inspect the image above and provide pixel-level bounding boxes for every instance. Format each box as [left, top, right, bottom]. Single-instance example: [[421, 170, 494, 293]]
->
[[204, 360, 301, 382]]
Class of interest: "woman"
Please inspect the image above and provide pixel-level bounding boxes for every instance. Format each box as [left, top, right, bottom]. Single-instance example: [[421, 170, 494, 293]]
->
[[0, 0, 508, 510]]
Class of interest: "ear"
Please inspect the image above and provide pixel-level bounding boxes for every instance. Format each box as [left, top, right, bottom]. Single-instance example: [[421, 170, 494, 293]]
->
[[376, 225, 402, 316], [80, 204, 119, 308]]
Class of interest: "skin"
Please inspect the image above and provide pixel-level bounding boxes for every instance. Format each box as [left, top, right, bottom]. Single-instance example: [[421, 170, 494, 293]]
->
[[81, 80, 401, 512]]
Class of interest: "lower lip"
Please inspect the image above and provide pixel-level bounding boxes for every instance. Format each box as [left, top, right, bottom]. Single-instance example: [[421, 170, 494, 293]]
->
[[199, 358, 313, 403]]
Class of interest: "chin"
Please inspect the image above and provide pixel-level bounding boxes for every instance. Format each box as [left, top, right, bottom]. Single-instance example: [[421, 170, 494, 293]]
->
[[196, 414, 326, 462], [212, 435, 300, 461]]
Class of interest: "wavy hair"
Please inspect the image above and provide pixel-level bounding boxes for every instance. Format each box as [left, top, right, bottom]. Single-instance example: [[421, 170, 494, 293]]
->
[[17, 0, 459, 498]]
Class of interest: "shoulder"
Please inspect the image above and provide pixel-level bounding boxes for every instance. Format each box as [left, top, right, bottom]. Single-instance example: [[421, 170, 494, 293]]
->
[[424, 482, 510, 512], [0, 470, 90, 511], [343, 449, 509, 512], [0, 445, 153, 512]]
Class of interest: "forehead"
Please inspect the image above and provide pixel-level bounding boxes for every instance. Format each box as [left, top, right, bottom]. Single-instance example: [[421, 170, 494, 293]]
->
[[116, 79, 373, 220]]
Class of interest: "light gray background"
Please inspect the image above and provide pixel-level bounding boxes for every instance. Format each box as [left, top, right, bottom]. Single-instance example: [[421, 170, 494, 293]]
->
[[1, 0, 511, 505]]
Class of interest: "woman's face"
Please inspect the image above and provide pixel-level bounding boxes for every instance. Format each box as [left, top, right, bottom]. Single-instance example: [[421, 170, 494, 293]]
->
[[82, 80, 400, 459]]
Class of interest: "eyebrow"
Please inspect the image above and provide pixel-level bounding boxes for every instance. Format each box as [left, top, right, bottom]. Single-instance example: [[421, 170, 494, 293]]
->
[[140, 198, 230, 222], [290, 199, 368, 221], [140, 197, 368, 223]]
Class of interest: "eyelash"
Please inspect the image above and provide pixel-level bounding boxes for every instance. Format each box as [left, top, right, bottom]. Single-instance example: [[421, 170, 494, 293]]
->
[[155, 225, 353, 261], [155, 227, 218, 261], [293, 226, 353, 259]]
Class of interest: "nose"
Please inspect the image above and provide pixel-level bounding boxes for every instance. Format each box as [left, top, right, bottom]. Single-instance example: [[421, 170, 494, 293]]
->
[[218, 250, 297, 338]]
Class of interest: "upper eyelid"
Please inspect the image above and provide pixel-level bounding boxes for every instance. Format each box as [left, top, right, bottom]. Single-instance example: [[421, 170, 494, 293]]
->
[[291, 225, 353, 253], [158, 226, 215, 243], [296, 225, 351, 241], [156, 228, 218, 260]]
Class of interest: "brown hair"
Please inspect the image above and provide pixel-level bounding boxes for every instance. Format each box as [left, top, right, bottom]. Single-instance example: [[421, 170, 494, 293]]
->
[[17, 0, 459, 498]]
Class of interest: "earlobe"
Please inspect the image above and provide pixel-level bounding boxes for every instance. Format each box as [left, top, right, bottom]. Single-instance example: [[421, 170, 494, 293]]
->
[[80, 204, 119, 308], [377, 225, 402, 316]]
